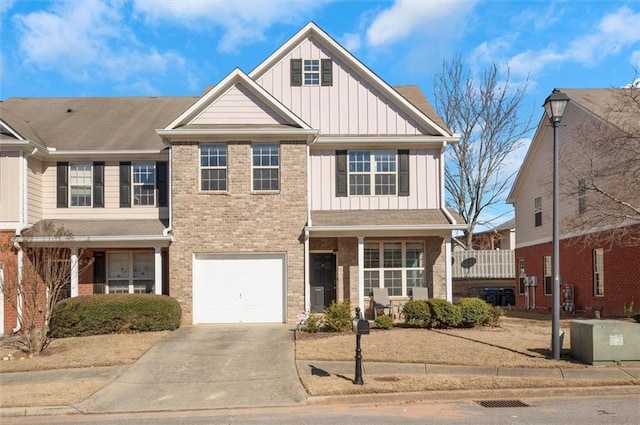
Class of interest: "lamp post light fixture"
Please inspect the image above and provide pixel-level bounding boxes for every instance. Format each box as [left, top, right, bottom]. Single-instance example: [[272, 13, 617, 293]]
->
[[543, 88, 570, 361]]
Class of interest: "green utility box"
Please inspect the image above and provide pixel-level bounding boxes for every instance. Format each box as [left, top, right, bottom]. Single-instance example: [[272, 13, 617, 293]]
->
[[570, 320, 640, 365]]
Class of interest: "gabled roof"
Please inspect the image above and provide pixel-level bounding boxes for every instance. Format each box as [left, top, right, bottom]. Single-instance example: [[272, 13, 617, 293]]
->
[[507, 88, 635, 203], [0, 96, 198, 152], [161, 68, 316, 139], [249, 22, 453, 138]]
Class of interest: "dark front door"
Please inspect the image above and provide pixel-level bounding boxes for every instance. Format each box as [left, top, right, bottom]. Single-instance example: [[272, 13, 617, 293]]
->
[[310, 253, 336, 313]]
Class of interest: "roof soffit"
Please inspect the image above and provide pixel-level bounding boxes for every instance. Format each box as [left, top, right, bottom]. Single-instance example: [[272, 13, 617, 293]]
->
[[164, 68, 311, 132], [248, 22, 453, 139]]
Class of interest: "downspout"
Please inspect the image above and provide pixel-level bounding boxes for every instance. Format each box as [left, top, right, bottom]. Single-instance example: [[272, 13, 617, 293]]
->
[[304, 137, 316, 313], [163, 146, 173, 236], [12, 243, 23, 334]]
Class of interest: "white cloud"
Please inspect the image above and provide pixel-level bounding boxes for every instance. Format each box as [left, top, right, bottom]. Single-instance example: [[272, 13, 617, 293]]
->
[[341, 33, 361, 53], [132, 0, 332, 54], [14, 0, 187, 88], [0, 0, 15, 14], [365, 0, 479, 47]]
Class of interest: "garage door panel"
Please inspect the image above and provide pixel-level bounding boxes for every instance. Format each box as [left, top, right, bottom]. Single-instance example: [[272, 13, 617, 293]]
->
[[193, 254, 285, 324]]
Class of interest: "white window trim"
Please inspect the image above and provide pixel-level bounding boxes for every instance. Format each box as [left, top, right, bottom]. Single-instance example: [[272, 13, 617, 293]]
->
[[593, 248, 604, 297], [70, 162, 92, 207], [303, 59, 320, 86], [252, 144, 280, 192], [106, 251, 155, 294], [348, 150, 397, 196], [200, 144, 228, 192], [132, 162, 156, 207], [363, 241, 425, 297]]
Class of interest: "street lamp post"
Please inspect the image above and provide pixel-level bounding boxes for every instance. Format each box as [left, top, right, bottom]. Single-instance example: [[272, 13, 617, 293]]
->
[[543, 89, 570, 361]]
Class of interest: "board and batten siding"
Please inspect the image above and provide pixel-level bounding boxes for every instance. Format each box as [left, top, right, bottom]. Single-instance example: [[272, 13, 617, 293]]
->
[[41, 161, 167, 220], [191, 85, 290, 126], [255, 38, 431, 136], [27, 156, 43, 224], [0, 152, 20, 222], [310, 149, 440, 211]]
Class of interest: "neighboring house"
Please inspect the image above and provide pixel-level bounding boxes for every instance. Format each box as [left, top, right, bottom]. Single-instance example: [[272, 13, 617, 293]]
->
[[451, 218, 516, 302], [507, 88, 640, 317], [0, 22, 466, 333]]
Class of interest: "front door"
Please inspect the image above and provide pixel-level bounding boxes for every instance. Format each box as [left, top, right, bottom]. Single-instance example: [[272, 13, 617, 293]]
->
[[310, 253, 336, 313]]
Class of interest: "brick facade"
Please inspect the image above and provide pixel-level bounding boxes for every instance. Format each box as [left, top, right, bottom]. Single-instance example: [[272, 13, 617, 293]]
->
[[515, 228, 640, 317], [170, 141, 308, 324], [1, 230, 18, 335]]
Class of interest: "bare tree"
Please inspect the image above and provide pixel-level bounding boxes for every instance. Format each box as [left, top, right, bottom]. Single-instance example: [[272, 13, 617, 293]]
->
[[433, 56, 534, 249], [0, 221, 88, 354], [562, 79, 640, 247]]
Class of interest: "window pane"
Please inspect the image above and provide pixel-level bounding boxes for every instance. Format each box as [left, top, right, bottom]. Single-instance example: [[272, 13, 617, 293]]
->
[[384, 270, 402, 296], [405, 243, 424, 268], [349, 151, 370, 172], [375, 151, 396, 172], [201, 145, 227, 167], [71, 186, 91, 206], [383, 243, 402, 268], [349, 174, 370, 195], [364, 270, 379, 297], [108, 253, 129, 279], [364, 243, 379, 268], [201, 169, 227, 191], [253, 169, 279, 191], [70, 163, 92, 206], [134, 163, 155, 184], [406, 270, 424, 289], [133, 252, 154, 279], [134, 185, 155, 205], [374, 174, 396, 195], [109, 281, 129, 294]]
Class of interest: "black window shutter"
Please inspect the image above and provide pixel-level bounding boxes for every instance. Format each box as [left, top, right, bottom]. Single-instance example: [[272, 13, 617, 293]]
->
[[119, 162, 131, 208], [93, 162, 104, 208], [56, 162, 68, 208], [321, 59, 333, 86], [398, 150, 410, 196], [157, 161, 168, 207], [336, 150, 347, 197], [291, 59, 302, 86], [93, 251, 106, 294]]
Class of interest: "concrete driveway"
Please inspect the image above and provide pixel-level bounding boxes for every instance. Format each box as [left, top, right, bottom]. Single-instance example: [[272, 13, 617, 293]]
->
[[77, 324, 307, 413]]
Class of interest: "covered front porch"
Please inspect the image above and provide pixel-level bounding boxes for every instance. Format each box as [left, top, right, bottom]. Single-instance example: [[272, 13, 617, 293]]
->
[[303, 209, 467, 319]]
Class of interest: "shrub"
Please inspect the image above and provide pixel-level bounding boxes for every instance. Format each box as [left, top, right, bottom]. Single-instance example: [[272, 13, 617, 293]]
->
[[484, 306, 505, 327], [402, 300, 431, 328], [635, 313, 640, 324], [426, 299, 461, 329], [304, 313, 323, 333], [50, 294, 181, 338], [375, 314, 394, 329], [323, 301, 352, 332], [458, 297, 490, 328]]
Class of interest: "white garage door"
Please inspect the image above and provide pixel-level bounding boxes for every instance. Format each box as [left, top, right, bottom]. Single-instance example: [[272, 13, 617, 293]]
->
[[192, 253, 285, 324]]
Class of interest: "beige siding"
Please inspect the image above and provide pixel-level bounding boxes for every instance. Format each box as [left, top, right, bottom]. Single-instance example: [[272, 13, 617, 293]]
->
[[42, 160, 166, 220], [27, 156, 43, 224], [0, 152, 20, 222], [255, 38, 431, 136]]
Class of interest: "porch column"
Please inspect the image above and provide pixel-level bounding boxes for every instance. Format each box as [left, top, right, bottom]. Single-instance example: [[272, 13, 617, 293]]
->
[[357, 236, 364, 312], [70, 248, 79, 297], [304, 230, 310, 312], [154, 247, 162, 295], [445, 236, 452, 302]]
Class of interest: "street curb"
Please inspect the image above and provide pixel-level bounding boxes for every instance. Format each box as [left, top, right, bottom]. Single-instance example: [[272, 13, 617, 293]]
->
[[304, 385, 640, 406], [0, 405, 81, 417]]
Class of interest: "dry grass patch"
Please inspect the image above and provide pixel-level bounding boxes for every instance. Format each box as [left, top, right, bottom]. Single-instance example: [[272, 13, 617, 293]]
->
[[0, 382, 105, 408], [296, 326, 578, 369], [301, 374, 638, 396], [0, 331, 170, 373]]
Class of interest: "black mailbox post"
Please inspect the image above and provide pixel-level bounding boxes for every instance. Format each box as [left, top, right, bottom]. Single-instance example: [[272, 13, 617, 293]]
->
[[352, 307, 369, 385]]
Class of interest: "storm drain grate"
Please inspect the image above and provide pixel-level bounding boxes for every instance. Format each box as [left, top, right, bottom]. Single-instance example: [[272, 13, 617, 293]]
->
[[476, 400, 529, 408]]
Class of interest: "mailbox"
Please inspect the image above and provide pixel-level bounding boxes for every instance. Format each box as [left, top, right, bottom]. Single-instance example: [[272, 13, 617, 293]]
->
[[353, 318, 370, 335]]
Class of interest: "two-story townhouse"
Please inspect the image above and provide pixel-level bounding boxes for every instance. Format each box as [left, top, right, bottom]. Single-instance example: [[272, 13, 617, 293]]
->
[[0, 97, 196, 335], [0, 22, 465, 332], [507, 88, 640, 317]]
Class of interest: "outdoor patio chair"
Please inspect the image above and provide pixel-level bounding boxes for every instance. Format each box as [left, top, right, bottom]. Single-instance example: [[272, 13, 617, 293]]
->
[[372, 287, 392, 318], [411, 287, 429, 301]]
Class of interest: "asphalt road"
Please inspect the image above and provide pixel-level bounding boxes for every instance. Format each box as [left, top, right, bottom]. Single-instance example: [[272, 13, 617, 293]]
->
[[5, 395, 640, 425]]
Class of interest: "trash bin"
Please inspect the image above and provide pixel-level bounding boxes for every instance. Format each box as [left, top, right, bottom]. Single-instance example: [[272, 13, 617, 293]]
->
[[500, 288, 515, 307], [483, 287, 500, 306]]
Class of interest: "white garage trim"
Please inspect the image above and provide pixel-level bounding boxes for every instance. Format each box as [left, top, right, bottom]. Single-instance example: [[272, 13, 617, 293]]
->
[[192, 252, 286, 324]]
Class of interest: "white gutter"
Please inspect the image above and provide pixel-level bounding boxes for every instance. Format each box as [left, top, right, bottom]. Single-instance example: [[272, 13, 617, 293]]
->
[[157, 129, 319, 137], [14, 235, 172, 244], [306, 224, 469, 233], [314, 136, 460, 145], [46, 148, 166, 155]]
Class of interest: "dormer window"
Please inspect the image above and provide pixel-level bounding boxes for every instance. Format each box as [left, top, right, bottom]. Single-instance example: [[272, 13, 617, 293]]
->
[[291, 58, 333, 86]]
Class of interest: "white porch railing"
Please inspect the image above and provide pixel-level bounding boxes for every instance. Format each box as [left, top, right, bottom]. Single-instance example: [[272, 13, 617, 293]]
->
[[452, 250, 515, 279]]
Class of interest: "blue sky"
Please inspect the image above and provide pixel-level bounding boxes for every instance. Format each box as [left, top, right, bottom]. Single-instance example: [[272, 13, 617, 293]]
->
[[1, 0, 639, 226]]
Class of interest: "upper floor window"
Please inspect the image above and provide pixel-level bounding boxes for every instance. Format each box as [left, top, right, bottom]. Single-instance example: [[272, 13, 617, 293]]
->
[[70, 162, 92, 206], [348, 151, 397, 195], [133, 162, 155, 206], [201, 144, 227, 191], [57, 161, 104, 208], [252, 144, 279, 191], [593, 248, 604, 296], [290, 58, 333, 86], [534, 197, 542, 227], [578, 178, 587, 215]]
